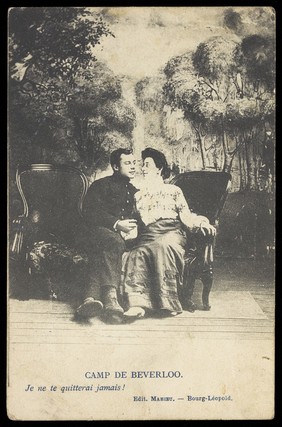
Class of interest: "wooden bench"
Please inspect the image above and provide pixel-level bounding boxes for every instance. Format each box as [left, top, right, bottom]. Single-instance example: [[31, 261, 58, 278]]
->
[[171, 171, 231, 311], [10, 165, 231, 311]]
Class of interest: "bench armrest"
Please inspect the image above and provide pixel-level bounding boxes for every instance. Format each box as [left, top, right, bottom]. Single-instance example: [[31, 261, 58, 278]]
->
[[10, 215, 39, 259], [10, 215, 27, 259], [185, 229, 215, 266]]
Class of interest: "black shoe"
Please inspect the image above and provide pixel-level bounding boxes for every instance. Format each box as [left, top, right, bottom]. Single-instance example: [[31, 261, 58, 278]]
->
[[185, 300, 197, 313], [102, 312, 124, 325], [76, 297, 103, 318], [103, 287, 124, 314]]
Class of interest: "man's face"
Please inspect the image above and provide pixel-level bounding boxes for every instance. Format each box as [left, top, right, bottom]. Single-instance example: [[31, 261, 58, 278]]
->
[[115, 153, 136, 179]]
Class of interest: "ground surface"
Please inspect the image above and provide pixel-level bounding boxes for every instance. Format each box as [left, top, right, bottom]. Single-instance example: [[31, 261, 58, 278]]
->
[[8, 258, 275, 346]]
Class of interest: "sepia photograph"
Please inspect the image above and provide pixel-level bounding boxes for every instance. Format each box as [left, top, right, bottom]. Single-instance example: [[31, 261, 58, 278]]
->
[[7, 6, 275, 420]]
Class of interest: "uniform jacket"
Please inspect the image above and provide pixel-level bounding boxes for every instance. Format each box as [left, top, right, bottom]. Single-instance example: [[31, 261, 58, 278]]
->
[[83, 172, 138, 230]]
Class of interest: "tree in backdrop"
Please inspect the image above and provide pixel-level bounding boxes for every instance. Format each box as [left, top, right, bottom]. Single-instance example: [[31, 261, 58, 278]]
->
[[234, 33, 275, 190], [223, 7, 275, 39], [9, 7, 112, 84], [163, 35, 275, 191], [9, 7, 135, 180], [135, 76, 166, 112], [135, 75, 167, 139], [134, 74, 180, 165], [67, 61, 136, 176], [163, 51, 214, 169]]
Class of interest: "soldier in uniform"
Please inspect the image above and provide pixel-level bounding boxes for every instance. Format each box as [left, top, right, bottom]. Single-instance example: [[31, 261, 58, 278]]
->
[[75, 148, 138, 324]]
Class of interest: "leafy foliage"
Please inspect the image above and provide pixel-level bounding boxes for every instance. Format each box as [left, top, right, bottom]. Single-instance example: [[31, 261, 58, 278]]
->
[[9, 8, 137, 180], [96, 98, 136, 135], [162, 34, 275, 189], [135, 76, 166, 111], [9, 7, 113, 84], [223, 9, 243, 35], [240, 35, 275, 90], [193, 36, 238, 83]]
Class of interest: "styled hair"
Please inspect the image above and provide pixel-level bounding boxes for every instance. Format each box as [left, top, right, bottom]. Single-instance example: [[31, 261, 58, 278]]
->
[[141, 147, 171, 179], [110, 148, 133, 168]]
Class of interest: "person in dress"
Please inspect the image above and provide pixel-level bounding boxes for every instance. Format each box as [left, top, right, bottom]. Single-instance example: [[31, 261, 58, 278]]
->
[[123, 148, 216, 320]]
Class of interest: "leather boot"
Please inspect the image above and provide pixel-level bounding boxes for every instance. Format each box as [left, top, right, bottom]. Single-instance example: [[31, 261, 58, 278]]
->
[[102, 287, 124, 314], [185, 299, 197, 313], [76, 297, 103, 318]]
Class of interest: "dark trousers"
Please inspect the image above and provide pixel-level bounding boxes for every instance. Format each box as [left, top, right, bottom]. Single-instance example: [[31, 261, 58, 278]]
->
[[74, 224, 126, 300]]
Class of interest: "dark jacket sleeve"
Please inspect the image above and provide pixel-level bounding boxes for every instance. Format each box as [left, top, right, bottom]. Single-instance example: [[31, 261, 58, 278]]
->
[[82, 180, 118, 230]]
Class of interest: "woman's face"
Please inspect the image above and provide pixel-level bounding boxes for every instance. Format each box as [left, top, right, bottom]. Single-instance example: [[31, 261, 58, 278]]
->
[[142, 157, 162, 179]]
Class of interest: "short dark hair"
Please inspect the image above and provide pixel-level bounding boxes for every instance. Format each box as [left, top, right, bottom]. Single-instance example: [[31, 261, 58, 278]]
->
[[141, 147, 171, 179], [110, 148, 133, 168]]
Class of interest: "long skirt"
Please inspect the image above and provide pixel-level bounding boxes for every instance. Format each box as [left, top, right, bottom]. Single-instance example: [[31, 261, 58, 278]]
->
[[123, 219, 187, 313]]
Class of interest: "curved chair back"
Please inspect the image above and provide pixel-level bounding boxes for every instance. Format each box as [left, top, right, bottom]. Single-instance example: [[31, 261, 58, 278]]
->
[[16, 164, 89, 241], [171, 171, 231, 224]]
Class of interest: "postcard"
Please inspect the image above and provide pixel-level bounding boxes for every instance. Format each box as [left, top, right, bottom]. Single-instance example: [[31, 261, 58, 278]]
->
[[7, 6, 275, 420]]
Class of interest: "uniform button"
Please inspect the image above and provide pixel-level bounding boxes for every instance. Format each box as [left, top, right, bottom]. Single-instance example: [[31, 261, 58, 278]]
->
[[122, 208, 125, 211], [127, 200, 129, 204], [121, 216, 124, 219]]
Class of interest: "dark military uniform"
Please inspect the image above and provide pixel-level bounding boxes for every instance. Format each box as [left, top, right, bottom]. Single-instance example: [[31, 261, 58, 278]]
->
[[74, 172, 137, 300]]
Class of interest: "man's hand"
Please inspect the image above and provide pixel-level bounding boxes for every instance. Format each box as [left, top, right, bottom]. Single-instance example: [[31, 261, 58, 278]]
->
[[116, 219, 137, 234]]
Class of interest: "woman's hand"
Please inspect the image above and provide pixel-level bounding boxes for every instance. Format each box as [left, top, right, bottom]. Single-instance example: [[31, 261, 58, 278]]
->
[[179, 211, 216, 236], [199, 222, 216, 236]]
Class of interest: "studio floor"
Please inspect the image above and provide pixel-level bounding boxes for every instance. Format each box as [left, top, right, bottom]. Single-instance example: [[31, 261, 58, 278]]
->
[[8, 258, 275, 347]]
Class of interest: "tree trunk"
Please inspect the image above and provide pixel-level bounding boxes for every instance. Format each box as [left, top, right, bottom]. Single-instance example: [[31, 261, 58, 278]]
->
[[223, 154, 235, 173], [193, 124, 206, 169], [221, 124, 243, 174], [238, 149, 246, 191], [198, 134, 206, 169], [221, 127, 229, 172], [81, 119, 88, 152], [72, 116, 88, 162], [245, 140, 257, 190]]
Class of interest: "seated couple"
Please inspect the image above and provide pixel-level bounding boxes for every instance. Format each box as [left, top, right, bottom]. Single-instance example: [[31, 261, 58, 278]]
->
[[74, 147, 216, 324]]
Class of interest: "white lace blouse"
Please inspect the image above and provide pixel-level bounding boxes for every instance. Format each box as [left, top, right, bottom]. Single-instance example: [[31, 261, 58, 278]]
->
[[135, 179, 208, 228]]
